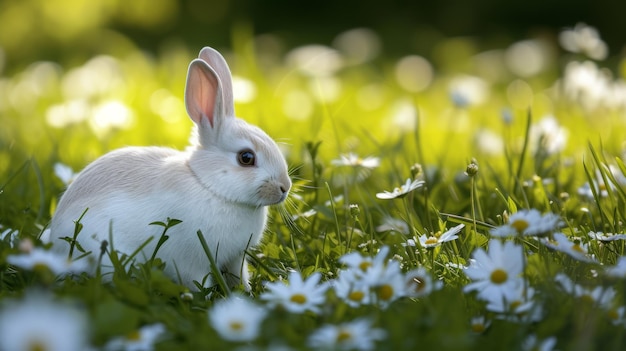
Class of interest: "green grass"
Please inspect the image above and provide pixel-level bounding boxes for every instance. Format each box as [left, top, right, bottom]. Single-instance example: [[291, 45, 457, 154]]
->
[[2, 26, 626, 350]]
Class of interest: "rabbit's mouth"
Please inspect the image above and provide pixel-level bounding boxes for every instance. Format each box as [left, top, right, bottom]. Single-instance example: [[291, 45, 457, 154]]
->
[[275, 191, 289, 204], [258, 182, 290, 206], [264, 191, 289, 206]]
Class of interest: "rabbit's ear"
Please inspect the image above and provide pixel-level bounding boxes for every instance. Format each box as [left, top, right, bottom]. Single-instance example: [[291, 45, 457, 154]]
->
[[198, 47, 235, 118], [185, 59, 224, 128]]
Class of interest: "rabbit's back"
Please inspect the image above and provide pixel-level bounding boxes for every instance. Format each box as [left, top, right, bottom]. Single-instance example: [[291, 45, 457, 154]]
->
[[59, 147, 185, 202], [50, 146, 194, 252]]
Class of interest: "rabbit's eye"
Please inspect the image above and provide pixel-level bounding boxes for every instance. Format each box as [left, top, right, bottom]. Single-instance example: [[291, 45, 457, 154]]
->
[[237, 149, 256, 167]]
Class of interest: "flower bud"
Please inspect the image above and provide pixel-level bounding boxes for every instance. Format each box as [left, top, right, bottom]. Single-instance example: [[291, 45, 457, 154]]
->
[[465, 159, 479, 177]]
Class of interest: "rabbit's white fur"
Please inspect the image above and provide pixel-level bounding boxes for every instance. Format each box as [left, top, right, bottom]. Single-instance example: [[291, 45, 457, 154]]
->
[[47, 47, 291, 289]]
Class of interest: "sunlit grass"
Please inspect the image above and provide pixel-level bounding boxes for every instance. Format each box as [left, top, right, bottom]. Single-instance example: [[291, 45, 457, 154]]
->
[[2, 19, 626, 350]]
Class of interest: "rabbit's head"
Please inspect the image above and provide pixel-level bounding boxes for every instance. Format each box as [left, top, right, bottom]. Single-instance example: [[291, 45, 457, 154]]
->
[[185, 47, 291, 208]]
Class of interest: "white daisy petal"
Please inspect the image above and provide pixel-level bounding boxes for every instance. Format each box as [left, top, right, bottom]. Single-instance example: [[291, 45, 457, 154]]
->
[[209, 295, 266, 342], [0, 292, 89, 351]]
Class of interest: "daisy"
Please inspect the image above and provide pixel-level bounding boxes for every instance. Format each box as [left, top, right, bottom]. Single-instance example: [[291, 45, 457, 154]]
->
[[0, 226, 18, 248], [485, 285, 543, 323], [522, 334, 558, 351], [332, 270, 372, 307], [588, 231, 626, 242], [554, 273, 575, 291], [104, 324, 166, 351], [331, 153, 380, 186], [53, 162, 77, 185], [608, 306, 626, 327], [540, 233, 595, 262], [529, 115, 568, 155], [448, 75, 488, 108], [339, 246, 390, 275], [470, 316, 491, 334], [325, 195, 344, 207], [261, 271, 329, 314], [376, 178, 424, 200], [362, 260, 407, 308], [416, 224, 465, 249], [559, 22, 608, 60], [0, 292, 89, 351], [490, 209, 561, 237], [403, 238, 418, 247], [209, 295, 267, 342], [307, 318, 386, 351], [577, 179, 608, 200], [336, 247, 408, 308], [7, 247, 88, 276], [331, 153, 380, 169], [605, 256, 626, 278], [375, 217, 410, 235], [555, 273, 616, 308], [291, 208, 318, 222], [463, 240, 525, 302], [404, 267, 443, 298], [577, 166, 626, 201]]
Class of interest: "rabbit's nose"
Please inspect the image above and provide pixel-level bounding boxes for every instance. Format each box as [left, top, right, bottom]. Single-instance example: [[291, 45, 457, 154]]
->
[[278, 185, 289, 203]]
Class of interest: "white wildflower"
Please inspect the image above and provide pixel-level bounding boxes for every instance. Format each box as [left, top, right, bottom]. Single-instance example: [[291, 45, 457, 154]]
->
[[0, 292, 89, 351], [376, 178, 424, 199], [417, 224, 465, 248], [308, 319, 386, 351], [104, 324, 166, 351], [559, 22, 608, 60], [463, 240, 525, 302], [7, 247, 88, 276], [261, 271, 328, 314], [209, 296, 267, 342]]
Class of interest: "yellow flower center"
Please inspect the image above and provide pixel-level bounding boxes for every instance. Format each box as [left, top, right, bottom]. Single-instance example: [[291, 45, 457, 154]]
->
[[28, 341, 46, 351], [572, 244, 585, 253], [229, 321, 244, 331], [580, 294, 595, 305], [608, 309, 620, 321], [510, 300, 522, 311], [490, 269, 508, 284], [348, 291, 365, 302], [337, 329, 353, 342], [424, 237, 439, 246], [290, 293, 307, 304], [471, 323, 486, 333], [377, 284, 394, 301], [126, 330, 141, 341], [510, 219, 529, 233], [33, 263, 50, 272], [359, 261, 372, 271]]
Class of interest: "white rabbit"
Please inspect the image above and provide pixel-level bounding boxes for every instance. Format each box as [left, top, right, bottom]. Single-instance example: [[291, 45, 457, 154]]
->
[[47, 47, 291, 289]]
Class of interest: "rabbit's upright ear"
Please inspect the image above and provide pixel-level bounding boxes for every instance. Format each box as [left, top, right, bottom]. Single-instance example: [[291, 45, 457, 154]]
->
[[185, 59, 224, 128], [198, 47, 235, 118]]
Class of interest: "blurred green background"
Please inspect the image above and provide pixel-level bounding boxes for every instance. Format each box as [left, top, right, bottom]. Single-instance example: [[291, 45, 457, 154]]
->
[[1, 0, 625, 72], [1, 0, 625, 232]]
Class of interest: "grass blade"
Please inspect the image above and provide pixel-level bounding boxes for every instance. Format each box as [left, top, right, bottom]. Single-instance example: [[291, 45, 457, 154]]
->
[[196, 230, 230, 296]]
